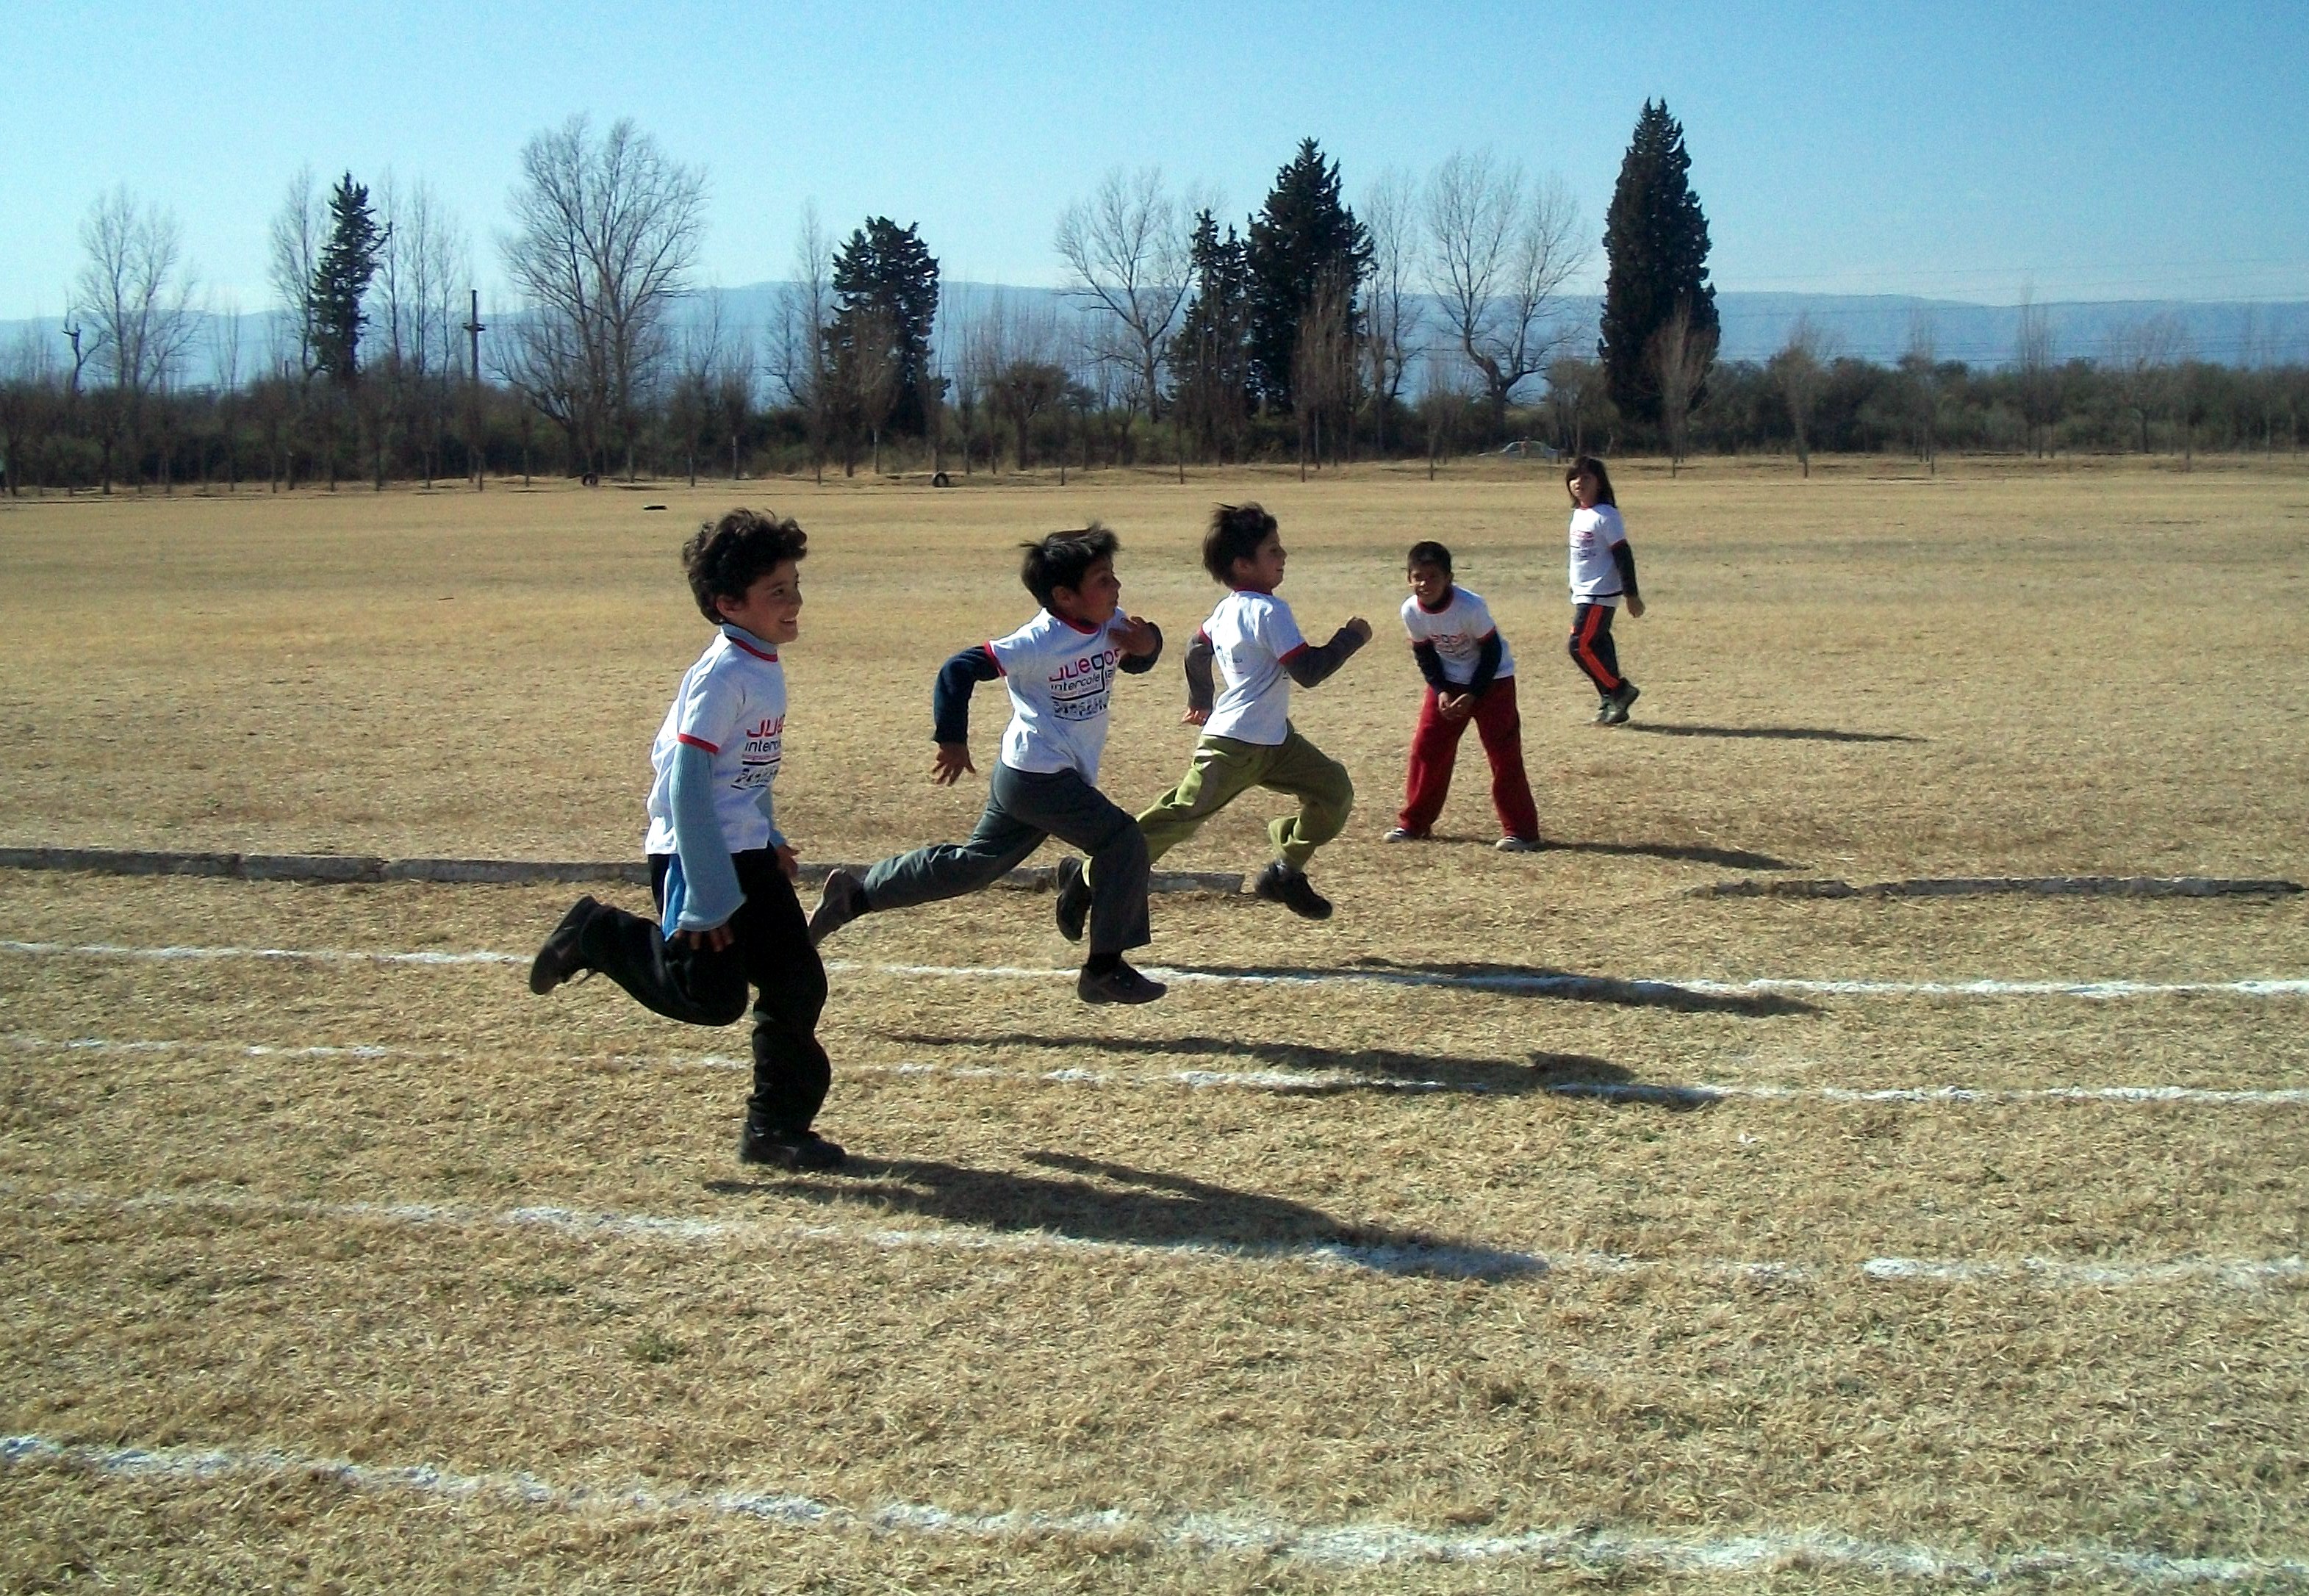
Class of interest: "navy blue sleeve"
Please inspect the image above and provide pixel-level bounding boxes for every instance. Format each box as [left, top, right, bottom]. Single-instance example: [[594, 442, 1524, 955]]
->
[[1611, 540, 1639, 599], [1118, 621, 1163, 674], [933, 644, 1002, 744], [1465, 632, 1504, 698], [1410, 641, 1448, 692]]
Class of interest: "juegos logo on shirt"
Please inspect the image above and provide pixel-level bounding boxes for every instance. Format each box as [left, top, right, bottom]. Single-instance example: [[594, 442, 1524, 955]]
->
[[737, 715, 784, 785], [1049, 650, 1118, 720]]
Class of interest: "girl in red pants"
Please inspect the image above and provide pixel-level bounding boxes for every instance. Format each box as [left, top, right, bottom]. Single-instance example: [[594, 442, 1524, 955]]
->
[[1385, 541, 1543, 852]]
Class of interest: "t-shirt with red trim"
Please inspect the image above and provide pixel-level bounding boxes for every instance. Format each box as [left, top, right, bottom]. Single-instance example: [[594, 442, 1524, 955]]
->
[[984, 608, 1132, 782], [1201, 589, 1306, 747], [1568, 505, 1628, 604], [1400, 584, 1515, 685], [642, 625, 787, 855]]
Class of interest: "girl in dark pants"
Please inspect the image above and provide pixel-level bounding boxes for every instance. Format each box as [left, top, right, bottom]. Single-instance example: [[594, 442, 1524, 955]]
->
[[1564, 455, 1645, 725]]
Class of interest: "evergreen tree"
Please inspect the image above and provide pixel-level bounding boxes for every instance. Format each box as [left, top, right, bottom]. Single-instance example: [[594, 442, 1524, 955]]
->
[[827, 217, 941, 435], [1598, 101, 1717, 424], [1168, 209, 1253, 459], [1245, 140, 1371, 412], [311, 173, 385, 387]]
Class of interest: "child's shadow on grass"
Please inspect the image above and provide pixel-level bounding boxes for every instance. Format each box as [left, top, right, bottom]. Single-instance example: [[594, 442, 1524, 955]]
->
[[1422, 834, 1797, 871], [1156, 960, 1820, 1017], [706, 1151, 1544, 1279], [880, 1029, 1713, 1107]]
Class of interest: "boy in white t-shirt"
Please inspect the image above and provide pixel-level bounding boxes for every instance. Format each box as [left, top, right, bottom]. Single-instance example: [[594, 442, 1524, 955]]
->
[[525, 509, 844, 1172], [1130, 503, 1369, 919], [806, 525, 1168, 1005], [1386, 540, 1543, 849]]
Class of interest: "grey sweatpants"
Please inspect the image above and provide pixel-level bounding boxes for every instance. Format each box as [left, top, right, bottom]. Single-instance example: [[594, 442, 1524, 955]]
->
[[858, 762, 1152, 955]]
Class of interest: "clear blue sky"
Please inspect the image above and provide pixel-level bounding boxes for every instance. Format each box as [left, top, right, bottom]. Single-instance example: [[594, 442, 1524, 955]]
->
[[3, 0, 2305, 323]]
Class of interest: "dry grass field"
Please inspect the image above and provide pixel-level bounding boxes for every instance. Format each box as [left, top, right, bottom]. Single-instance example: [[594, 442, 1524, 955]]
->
[[2, 457, 2305, 1592]]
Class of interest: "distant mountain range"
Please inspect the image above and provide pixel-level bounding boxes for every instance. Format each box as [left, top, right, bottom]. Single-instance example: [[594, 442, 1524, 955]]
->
[[8, 287, 2302, 392]]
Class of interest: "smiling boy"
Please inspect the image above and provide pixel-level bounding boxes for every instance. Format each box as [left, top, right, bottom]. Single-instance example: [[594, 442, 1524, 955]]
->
[[527, 508, 844, 1171]]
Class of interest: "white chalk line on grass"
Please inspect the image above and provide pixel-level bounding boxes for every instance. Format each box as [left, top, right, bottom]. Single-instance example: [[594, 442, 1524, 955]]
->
[[2, 1434, 2301, 1583], [7, 937, 2309, 1000], [13, 1031, 2309, 1107], [26, 1184, 2309, 1293]]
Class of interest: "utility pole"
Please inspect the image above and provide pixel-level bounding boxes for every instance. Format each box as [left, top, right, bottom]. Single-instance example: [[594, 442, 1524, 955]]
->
[[462, 289, 486, 490]]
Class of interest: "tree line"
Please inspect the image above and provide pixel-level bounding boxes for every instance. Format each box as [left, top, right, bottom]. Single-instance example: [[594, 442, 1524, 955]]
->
[[4, 104, 2305, 497]]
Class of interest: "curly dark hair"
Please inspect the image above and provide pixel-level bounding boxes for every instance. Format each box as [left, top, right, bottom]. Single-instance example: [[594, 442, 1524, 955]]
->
[[1202, 502, 1278, 584], [682, 508, 808, 622], [1019, 523, 1121, 609]]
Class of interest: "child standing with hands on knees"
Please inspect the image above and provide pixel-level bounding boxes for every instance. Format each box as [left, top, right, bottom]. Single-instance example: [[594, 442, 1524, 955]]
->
[[1386, 540, 1543, 851], [526, 509, 844, 1172], [1124, 503, 1368, 920], [1565, 454, 1645, 724]]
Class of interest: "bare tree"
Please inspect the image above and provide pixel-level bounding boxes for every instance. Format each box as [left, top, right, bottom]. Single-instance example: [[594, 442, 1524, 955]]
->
[[669, 288, 725, 486], [2014, 288, 2057, 458], [502, 113, 705, 480], [1291, 274, 1357, 476], [212, 298, 244, 489], [1, 322, 62, 495], [1902, 309, 1939, 472], [2103, 313, 2181, 456], [1650, 297, 1713, 473], [1360, 167, 1421, 455], [1054, 167, 1196, 422], [373, 176, 467, 485], [979, 292, 1067, 471], [74, 186, 201, 492], [1767, 312, 1834, 476], [1423, 149, 1586, 438], [771, 203, 836, 484], [1543, 355, 1608, 459]]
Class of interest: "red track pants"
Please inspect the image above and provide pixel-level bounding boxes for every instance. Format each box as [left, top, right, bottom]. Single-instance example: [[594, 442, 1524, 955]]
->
[[1398, 677, 1541, 841]]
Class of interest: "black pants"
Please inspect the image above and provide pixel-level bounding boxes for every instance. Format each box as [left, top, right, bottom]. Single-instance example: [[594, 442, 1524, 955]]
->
[[581, 849, 831, 1132], [1568, 602, 1626, 694]]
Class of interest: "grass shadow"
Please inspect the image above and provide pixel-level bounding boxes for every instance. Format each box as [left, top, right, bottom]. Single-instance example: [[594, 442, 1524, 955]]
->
[[1545, 838, 1799, 871], [1621, 722, 1924, 744], [706, 1151, 1543, 1279], [1151, 960, 1820, 1017]]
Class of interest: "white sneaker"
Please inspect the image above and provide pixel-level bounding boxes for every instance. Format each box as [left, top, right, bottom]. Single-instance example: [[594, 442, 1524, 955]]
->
[[1495, 836, 1542, 853], [1383, 827, 1423, 842]]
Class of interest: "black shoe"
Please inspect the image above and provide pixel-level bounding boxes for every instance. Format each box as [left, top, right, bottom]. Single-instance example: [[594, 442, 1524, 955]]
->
[[1077, 960, 1166, 1004], [1253, 861, 1333, 920], [807, 869, 868, 947], [1054, 856, 1089, 943], [528, 896, 599, 993], [1602, 682, 1640, 725], [739, 1123, 847, 1171]]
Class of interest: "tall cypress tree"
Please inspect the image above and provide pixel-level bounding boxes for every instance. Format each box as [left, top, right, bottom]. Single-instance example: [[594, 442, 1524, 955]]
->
[[828, 217, 941, 434], [1245, 140, 1370, 412], [311, 173, 385, 387], [1598, 101, 1716, 423]]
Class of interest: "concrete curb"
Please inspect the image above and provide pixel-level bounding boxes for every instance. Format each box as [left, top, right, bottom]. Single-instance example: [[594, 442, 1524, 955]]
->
[[1689, 875, 2303, 901], [0, 846, 1243, 896]]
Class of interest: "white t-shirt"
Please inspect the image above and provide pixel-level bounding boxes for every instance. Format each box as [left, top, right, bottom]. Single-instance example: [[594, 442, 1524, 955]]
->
[[986, 609, 1131, 783], [1400, 585, 1514, 686], [642, 627, 786, 855], [1568, 505, 1629, 605], [1201, 589, 1306, 747]]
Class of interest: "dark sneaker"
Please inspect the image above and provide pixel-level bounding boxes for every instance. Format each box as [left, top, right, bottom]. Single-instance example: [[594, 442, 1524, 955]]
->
[[1602, 682, 1640, 725], [528, 896, 599, 993], [1253, 860, 1333, 920], [807, 869, 868, 947], [1383, 826, 1423, 842], [1053, 856, 1089, 943], [1592, 699, 1616, 724], [739, 1124, 847, 1171], [1077, 961, 1167, 1004]]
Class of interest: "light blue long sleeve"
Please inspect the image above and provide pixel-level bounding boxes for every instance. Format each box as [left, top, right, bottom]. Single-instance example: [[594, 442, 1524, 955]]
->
[[664, 741, 744, 933]]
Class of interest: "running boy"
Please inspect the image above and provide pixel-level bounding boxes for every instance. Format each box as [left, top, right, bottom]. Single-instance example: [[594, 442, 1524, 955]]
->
[[1127, 503, 1368, 919], [1565, 454, 1645, 724], [806, 525, 1168, 1005], [1386, 540, 1543, 851], [526, 509, 844, 1171]]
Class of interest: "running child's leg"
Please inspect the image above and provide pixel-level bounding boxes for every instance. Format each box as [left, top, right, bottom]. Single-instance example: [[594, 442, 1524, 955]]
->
[[1470, 679, 1541, 842], [1568, 603, 1623, 694], [1008, 768, 1151, 955], [1135, 735, 1271, 866], [1259, 727, 1354, 869], [567, 864, 750, 1025], [1397, 687, 1469, 837], [728, 850, 833, 1138], [855, 783, 1048, 913]]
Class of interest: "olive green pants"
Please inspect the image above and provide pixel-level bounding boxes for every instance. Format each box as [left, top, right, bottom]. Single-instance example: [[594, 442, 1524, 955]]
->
[[1135, 724, 1354, 871]]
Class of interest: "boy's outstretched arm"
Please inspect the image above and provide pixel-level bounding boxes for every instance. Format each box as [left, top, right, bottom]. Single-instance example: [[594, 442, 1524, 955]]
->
[[1282, 617, 1372, 689], [1116, 617, 1163, 672], [1182, 630, 1215, 724], [931, 643, 1000, 783]]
